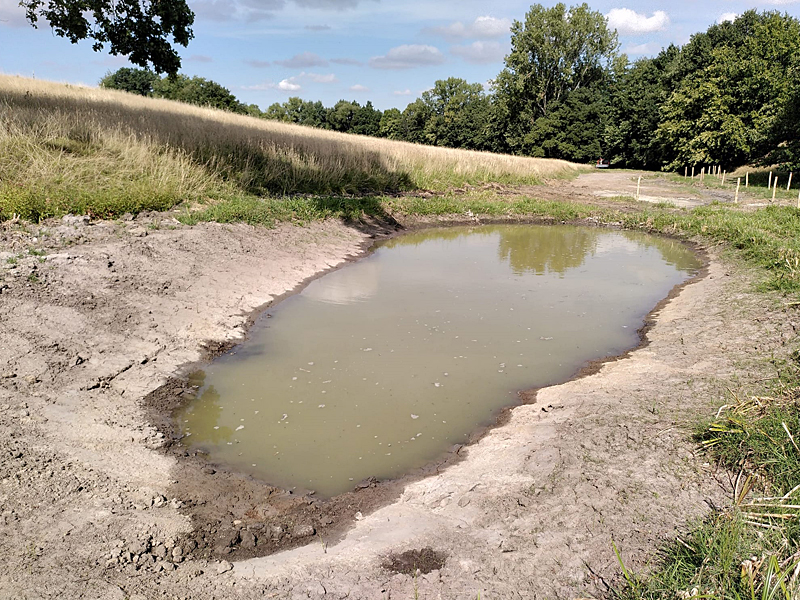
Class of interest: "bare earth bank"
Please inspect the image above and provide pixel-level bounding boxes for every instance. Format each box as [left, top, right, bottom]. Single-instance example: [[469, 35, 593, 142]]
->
[[0, 202, 795, 598]]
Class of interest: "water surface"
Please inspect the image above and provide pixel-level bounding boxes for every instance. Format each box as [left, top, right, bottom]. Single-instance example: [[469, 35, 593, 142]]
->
[[178, 225, 700, 497]]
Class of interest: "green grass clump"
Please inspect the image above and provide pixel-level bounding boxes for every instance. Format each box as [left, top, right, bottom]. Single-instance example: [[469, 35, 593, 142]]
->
[[180, 195, 392, 226], [615, 513, 798, 600]]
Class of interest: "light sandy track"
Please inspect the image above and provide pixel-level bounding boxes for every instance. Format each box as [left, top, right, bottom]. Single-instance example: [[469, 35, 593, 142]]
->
[[0, 179, 796, 599]]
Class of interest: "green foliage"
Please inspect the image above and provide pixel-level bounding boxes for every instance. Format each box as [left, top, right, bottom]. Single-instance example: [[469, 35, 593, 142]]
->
[[152, 74, 246, 113], [697, 400, 800, 499], [521, 85, 608, 161], [606, 10, 800, 171], [20, 0, 194, 75], [99, 67, 158, 96], [493, 2, 618, 154]]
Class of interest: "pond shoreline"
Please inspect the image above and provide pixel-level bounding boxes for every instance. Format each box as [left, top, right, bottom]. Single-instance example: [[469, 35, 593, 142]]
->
[[142, 222, 710, 566], [1, 175, 792, 599]]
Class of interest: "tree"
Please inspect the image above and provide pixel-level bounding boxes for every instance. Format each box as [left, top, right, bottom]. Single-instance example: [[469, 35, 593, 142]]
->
[[379, 108, 403, 140], [152, 74, 246, 113], [419, 78, 492, 149], [99, 67, 158, 96], [493, 2, 618, 153], [604, 49, 677, 168], [21, 0, 194, 75], [522, 85, 608, 162], [655, 10, 800, 170]]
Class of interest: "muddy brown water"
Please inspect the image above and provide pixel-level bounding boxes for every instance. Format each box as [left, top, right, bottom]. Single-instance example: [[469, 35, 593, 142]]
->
[[177, 225, 701, 497]]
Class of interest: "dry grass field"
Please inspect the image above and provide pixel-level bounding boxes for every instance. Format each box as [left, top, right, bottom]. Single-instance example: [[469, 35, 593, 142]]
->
[[0, 75, 583, 221]]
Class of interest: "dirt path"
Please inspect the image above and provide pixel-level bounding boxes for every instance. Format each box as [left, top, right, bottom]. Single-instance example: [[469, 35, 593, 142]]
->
[[0, 174, 796, 599]]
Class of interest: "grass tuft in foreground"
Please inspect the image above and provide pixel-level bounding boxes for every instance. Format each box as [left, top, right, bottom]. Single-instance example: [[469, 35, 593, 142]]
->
[[616, 356, 800, 600]]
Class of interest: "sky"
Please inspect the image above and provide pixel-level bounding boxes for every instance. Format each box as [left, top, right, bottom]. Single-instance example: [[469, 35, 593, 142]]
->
[[1, 0, 800, 111]]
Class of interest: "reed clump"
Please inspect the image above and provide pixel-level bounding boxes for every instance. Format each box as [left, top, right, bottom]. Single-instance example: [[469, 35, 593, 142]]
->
[[0, 75, 582, 221]]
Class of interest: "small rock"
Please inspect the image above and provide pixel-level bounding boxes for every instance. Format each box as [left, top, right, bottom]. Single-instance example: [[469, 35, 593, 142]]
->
[[240, 530, 257, 549], [217, 560, 233, 575], [269, 525, 285, 539], [152, 544, 167, 559], [457, 496, 471, 508], [62, 214, 90, 227], [291, 524, 315, 538], [129, 227, 148, 237], [171, 546, 183, 559]]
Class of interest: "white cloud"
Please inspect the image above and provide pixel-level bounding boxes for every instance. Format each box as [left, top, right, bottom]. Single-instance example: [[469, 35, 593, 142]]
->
[[278, 79, 301, 91], [450, 41, 506, 64], [303, 72, 337, 83], [274, 52, 329, 68], [245, 59, 271, 68], [606, 8, 669, 35], [350, 84, 369, 92], [369, 45, 445, 70], [393, 89, 412, 96], [0, 0, 27, 27], [193, 0, 371, 22], [718, 12, 739, 23], [331, 58, 363, 66], [187, 54, 214, 63], [429, 16, 512, 41]]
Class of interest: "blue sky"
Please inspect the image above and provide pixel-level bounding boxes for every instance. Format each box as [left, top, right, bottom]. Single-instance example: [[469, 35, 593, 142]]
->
[[1, 0, 799, 111]]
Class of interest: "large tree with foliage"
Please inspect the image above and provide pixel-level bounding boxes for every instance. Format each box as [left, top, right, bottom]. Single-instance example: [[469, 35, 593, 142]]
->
[[418, 78, 492, 150], [99, 67, 158, 96], [493, 2, 618, 153], [21, 0, 194, 75], [151, 74, 246, 113], [655, 10, 800, 170]]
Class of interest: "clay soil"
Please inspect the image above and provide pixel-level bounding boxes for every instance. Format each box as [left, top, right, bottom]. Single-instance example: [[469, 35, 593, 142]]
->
[[1, 171, 797, 599]]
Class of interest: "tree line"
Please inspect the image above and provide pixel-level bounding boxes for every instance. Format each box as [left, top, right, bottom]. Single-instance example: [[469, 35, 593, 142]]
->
[[100, 4, 800, 171]]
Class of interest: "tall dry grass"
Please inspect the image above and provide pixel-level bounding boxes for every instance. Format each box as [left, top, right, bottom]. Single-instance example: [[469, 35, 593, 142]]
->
[[0, 74, 583, 220]]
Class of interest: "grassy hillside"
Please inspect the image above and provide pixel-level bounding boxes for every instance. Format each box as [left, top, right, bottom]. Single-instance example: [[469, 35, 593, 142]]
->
[[0, 75, 583, 222]]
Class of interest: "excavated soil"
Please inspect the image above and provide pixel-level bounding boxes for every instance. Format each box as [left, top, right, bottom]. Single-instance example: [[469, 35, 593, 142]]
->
[[1, 172, 798, 599]]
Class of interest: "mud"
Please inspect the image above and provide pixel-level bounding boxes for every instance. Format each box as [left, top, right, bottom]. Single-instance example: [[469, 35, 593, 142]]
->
[[0, 171, 797, 599]]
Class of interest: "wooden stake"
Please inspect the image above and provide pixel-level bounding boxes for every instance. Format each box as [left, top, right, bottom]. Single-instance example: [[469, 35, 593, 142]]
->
[[684, 166, 687, 178], [773, 178, 778, 202], [788, 172, 793, 190], [722, 171, 726, 185], [769, 171, 773, 189], [746, 172, 749, 188], [691, 166, 695, 179], [636, 176, 642, 200], [735, 178, 741, 203], [701, 167, 705, 182]]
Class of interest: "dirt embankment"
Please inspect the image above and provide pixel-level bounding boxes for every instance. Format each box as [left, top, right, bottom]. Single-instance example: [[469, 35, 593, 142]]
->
[[1, 173, 797, 599]]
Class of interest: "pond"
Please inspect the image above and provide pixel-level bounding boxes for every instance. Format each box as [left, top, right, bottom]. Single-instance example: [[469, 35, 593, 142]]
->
[[177, 225, 701, 497]]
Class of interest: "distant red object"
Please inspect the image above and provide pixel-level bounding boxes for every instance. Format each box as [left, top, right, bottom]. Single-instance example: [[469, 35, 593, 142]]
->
[[595, 158, 610, 169]]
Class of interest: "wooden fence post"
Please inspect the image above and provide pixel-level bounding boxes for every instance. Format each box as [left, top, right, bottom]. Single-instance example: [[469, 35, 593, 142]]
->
[[735, 178, 741, 203], [636, 176, 642, 200], [769, 171, 773, 189], [722, 171, 726, 185], [788, 172, 793, 191], [746, 172, 749, 188], [773, 178, 778, 202]]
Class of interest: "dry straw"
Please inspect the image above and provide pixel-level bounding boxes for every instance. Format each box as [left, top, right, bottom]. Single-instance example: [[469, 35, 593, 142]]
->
[[0, 74, 582, 220]]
